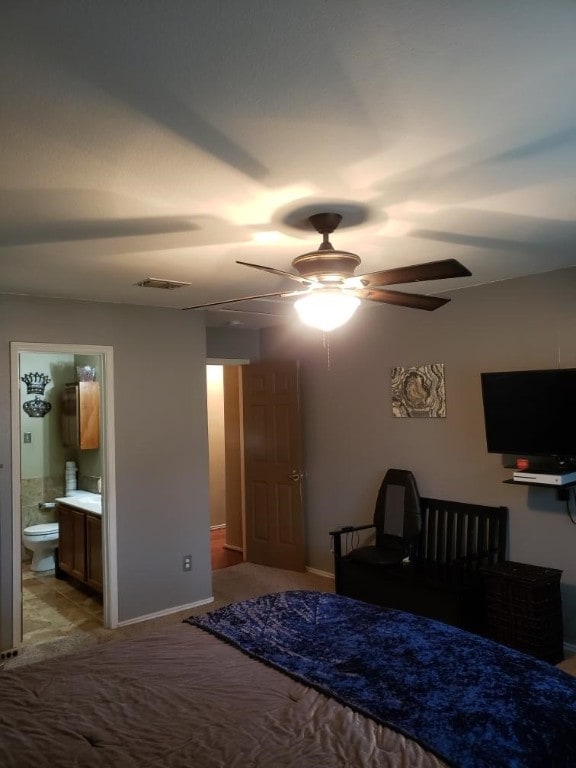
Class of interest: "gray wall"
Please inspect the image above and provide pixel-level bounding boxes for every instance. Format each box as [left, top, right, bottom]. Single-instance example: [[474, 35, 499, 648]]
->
[[0, 295, 211, 650], [260, 266, 576, 644], [3, 270, 576, 648], [206, 327, 260, 361]]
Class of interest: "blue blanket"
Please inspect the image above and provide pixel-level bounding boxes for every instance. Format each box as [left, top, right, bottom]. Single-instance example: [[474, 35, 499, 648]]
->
[[187, 590, 576, 768]]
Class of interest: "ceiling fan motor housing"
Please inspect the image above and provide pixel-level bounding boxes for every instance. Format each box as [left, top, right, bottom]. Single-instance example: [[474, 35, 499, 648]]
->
[[291, 249, 361, 282]]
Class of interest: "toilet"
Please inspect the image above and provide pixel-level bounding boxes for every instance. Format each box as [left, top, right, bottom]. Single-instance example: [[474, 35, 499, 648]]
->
[[22, 523, 59, 572]]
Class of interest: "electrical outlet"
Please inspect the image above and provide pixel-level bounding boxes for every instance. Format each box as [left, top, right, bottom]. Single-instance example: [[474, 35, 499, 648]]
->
[[183, 554, 192, 572]]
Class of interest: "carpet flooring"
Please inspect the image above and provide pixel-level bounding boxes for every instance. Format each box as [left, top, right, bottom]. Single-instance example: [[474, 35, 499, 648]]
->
[[4, 562, 576, 678], [2, 563, 334, 670]]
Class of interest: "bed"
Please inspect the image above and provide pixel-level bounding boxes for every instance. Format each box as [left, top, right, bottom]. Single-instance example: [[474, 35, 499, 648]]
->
[[1, 590, 576, 768]]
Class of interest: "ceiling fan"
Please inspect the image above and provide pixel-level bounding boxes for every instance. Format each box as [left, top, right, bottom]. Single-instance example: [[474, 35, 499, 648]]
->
[[184, 212, 472, 330]]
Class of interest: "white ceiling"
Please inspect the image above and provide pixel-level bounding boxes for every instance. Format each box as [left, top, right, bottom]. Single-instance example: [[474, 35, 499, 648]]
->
[[2, 1, 576, 328]]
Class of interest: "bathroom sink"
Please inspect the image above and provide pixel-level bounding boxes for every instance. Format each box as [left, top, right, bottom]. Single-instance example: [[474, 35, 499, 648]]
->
[[55, 492, 102, 516]]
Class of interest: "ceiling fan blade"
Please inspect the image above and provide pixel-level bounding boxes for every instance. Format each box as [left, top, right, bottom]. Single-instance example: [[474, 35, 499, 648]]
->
[[355, 287, 450, 311], [236, 260, 313, 285], [183, 291, 289, 310], [356, 258, 471, 288], [182, 287, 307, 310], [206, 307, 288, 317]]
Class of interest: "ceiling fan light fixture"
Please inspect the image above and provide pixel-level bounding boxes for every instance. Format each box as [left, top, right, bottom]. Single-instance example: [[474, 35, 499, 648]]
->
[[294, 290, 360, 332]]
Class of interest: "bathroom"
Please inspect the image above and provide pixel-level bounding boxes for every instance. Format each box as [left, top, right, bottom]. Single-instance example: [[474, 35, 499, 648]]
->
[[19, 350, 104, 648]]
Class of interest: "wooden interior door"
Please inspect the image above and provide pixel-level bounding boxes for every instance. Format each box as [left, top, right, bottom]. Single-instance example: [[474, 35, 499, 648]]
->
[[242, 361, 305, 571]]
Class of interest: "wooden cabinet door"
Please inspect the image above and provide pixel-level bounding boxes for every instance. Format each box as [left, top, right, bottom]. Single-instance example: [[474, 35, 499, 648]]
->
[[58, 504, 86, 580], [57, 503, 74, 575], [70, 509, 86, 581], [79, 382, 100, 449], [86, 515, 103, 593], [61, 385, 79, 448], [61, 382, 100, 449]]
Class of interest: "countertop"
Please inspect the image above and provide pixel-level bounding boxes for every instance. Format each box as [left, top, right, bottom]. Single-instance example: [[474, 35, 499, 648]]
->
[[55, 491, 102, 516]]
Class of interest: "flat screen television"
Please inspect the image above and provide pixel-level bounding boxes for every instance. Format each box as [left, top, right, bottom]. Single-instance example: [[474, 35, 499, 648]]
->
[[480, 368, 576, 462]]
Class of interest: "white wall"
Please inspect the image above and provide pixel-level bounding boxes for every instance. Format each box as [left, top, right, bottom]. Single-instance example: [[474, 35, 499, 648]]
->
[[260, 266, 576, 643], [0, 295, 211, 650]]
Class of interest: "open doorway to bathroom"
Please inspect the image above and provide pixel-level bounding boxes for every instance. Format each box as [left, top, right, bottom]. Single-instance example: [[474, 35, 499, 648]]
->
[[11, 343, 117, 655]]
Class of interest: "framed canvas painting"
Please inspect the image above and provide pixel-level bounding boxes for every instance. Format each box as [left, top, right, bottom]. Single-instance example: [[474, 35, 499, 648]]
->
[[391, 363, 446, 418]]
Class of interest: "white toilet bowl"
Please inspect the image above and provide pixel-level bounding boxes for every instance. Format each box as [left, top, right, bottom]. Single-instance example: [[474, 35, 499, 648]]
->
[[23, 522, 59, 572]]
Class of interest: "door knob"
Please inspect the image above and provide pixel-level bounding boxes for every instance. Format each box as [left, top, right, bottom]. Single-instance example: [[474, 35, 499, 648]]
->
[[289, 470, 303, 482]]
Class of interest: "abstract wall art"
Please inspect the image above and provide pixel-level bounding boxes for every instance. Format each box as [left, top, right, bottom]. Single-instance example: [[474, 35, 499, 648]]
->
[[391, 363, 446, 418]]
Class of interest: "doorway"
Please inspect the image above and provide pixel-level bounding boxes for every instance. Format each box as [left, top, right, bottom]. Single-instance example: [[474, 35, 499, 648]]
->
[[205, 359, 305, 572], [206, 362, 246, 569], [10, 342, 117, 652]]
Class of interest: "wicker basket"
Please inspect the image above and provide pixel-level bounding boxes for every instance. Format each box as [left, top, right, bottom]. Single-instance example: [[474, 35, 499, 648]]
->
[[481, 561, 564, 664]]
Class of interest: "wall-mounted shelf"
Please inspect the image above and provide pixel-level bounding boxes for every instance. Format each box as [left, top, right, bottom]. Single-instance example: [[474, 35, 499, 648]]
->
[[503, 478, 576, 501], [503, 478, 576, 488]]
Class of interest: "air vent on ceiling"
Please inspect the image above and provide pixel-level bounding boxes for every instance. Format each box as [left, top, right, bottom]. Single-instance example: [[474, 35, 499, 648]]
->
[[136, 277, 191, 290]]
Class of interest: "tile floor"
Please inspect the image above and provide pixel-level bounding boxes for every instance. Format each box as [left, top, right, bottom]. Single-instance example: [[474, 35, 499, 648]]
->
[[20, 527, 241, 650], [22, 562, 103, 647]]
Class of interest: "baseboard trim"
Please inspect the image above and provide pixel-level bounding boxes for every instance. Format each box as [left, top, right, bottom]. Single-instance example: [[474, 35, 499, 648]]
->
[[563, 642, 576, 657], [117, 596, 214, 628], [305, 566, 334, 580]]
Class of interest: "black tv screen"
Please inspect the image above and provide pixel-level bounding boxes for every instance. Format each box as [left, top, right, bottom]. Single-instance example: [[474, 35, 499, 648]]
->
[[480, 368, 576, 459]]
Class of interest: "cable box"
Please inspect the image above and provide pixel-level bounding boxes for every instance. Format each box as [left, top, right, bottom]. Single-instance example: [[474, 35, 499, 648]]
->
[[512, 470, 576, 485]]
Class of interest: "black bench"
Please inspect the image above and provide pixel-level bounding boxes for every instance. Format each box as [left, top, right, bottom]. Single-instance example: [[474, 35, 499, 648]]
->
[[330, 497, 508, 632]]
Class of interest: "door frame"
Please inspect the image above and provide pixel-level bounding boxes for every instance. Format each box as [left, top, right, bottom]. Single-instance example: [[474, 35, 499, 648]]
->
[[10, 342, 118, 648]]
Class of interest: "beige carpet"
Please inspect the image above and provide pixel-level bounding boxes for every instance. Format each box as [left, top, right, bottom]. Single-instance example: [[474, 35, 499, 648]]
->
[[4, 564, 576, 678], [2, 563, 334, 670]]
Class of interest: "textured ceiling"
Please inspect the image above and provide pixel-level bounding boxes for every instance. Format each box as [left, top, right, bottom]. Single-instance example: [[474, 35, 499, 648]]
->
[[2, 1, 576, 328]]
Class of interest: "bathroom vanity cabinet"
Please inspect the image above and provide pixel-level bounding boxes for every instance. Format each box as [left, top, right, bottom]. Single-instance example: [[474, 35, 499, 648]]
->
[[57, 503, 103, 593], [61, 381, 100, 450], [86, 513, 103, 592], [57, 504, 85, 582]]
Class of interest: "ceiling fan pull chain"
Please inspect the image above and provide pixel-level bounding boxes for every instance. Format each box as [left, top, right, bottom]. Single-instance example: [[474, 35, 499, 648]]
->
[[323, 331, 331, 371]]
